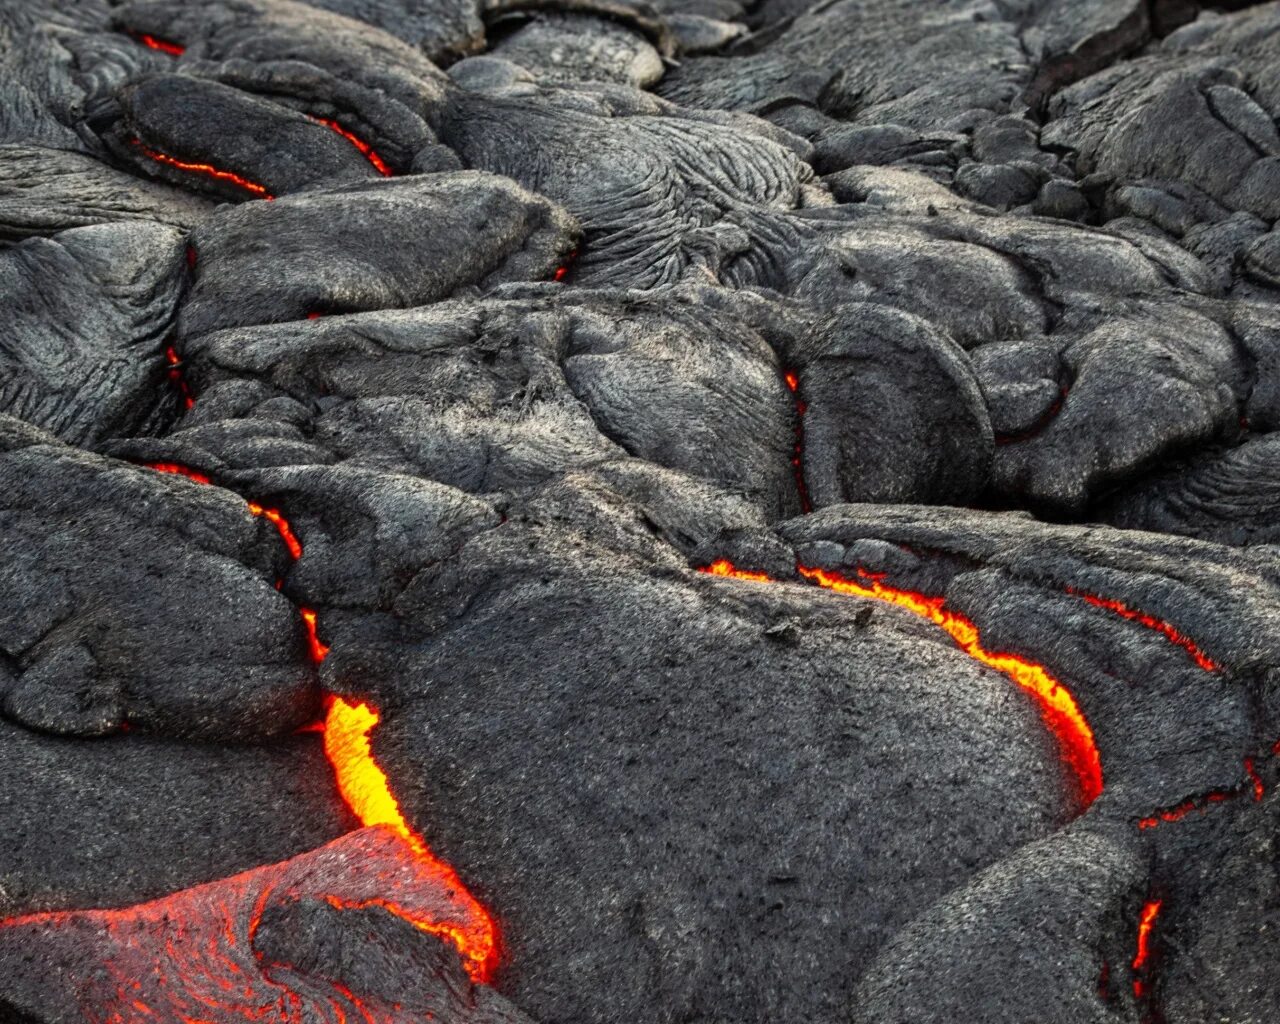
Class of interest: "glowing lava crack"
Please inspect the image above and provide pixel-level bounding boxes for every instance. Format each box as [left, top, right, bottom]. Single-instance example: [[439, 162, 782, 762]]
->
[[51, 461, 505, 991], [702, 560, 1103, 805], [0, 828, 489, 1023]]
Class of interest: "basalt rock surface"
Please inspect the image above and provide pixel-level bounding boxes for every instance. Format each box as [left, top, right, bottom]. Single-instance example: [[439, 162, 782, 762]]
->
[[1, 1, 1279, 1023]]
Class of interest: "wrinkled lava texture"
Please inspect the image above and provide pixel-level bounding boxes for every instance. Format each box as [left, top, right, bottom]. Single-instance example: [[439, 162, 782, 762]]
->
[[2, 0, 1280, 1021]]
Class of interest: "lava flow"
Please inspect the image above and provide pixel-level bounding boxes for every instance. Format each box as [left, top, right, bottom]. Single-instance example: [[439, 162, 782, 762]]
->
[[1066, 587, 1219, 672], [1132, 898, 1162, 1004], [0, 828, 490, 1023], [307, 116, 393, 177], [1137, 758, 1264, 830], [700, 560, 1104, 805], [139, 460, 499, 982], [130, 31, 185, 56], [323, 696, 498, 981], [131, 139, 273, 200]]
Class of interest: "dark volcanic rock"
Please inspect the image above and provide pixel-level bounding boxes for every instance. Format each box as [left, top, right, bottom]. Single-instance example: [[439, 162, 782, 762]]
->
[[179, 175, 578, 336], [2, 0, 1279, 1021], [105, 73, 385, 200], [0, 221, 185, 445]]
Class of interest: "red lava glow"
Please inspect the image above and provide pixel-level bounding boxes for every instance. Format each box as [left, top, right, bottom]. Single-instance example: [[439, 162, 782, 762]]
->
[[165, 345, 195, 410], [145, 461, 210, 485], [552, 249, 578, 283], [300, 607, 330, 664], [131, 32, 185, 56], [1131, 898, 1162, 999], [322, 696, 498, 981], [1137, 759, 1265, 830], [704, 558, 772, 583], [0, 829, 490, 1022], [246, 502, 303, 561], [308, 116, 392, 177], [782, 368, 812, 514], [697, 560, 1104, 805], [130, 139, 273, 200], [1067, 587, 1219, 672], [135, 458, 500, 984]]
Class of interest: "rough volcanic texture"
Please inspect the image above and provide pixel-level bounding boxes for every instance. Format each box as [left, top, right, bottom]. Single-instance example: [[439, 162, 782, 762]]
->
[[1, 1, 1279, 1023]]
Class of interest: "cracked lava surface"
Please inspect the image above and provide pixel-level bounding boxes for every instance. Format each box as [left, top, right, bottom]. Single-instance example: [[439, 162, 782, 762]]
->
[[3, 0, 1280, 1021]]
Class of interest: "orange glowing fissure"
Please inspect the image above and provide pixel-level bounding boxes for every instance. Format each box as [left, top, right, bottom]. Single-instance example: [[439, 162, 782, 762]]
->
[[141, 460, 500, 981], [1066, 587, 1219, 673], [1131, 899, 1162, 999], [701, 560, 1104, 805], [322, 695, 499, 981], [307, 116, 393, 177], [131, 139, 273, 200], [1137, 757, 1264, 830]]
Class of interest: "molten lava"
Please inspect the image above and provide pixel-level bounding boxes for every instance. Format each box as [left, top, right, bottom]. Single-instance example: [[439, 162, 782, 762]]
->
[[308, 116, 393, 177], [553, 248, 579, 283], [145, 462, 210, 485], [131, 140, 273, 200], [0, 829, 492, 1022], [130, 32, 185, 56], [1066, 587, 1219, 672], [1137, 759, 1265, 830], [698, 560, 1104, 806], [165, 345, 195, 410], [782, 368, 812, 513], [322, 696, 498, 981], [1131, 898, 1162, 1000], [245, 502, 303, 560], [799, 565, 1103, 804], [138, 460, 500, 984], [704, 558, 772, 583], [300, 607, 330, 664]]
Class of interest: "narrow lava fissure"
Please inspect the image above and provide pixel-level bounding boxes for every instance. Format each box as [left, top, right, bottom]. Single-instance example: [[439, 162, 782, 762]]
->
[[700, 559, 1104, 806], [135, 460, 499, 982]]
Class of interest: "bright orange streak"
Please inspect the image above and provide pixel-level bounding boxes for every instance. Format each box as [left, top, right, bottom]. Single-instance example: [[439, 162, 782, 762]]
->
[[133, 32, 185, 56], [1131, 898, 1162, 998], [697, 561, 1104, 806], [1068, 588, 1219, 672], [784, 371, 799, 392], [704, 559, 772, 583], [300, 608, 329, 664], [145, 462, 211, 485], [322, 697, 498, 981], [798, 565, 1103, 805], [131, 140, 273, 200], [307, 117, 392, 177], [1137, 758, 1264, 830], [246, 503, 303, 561]]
